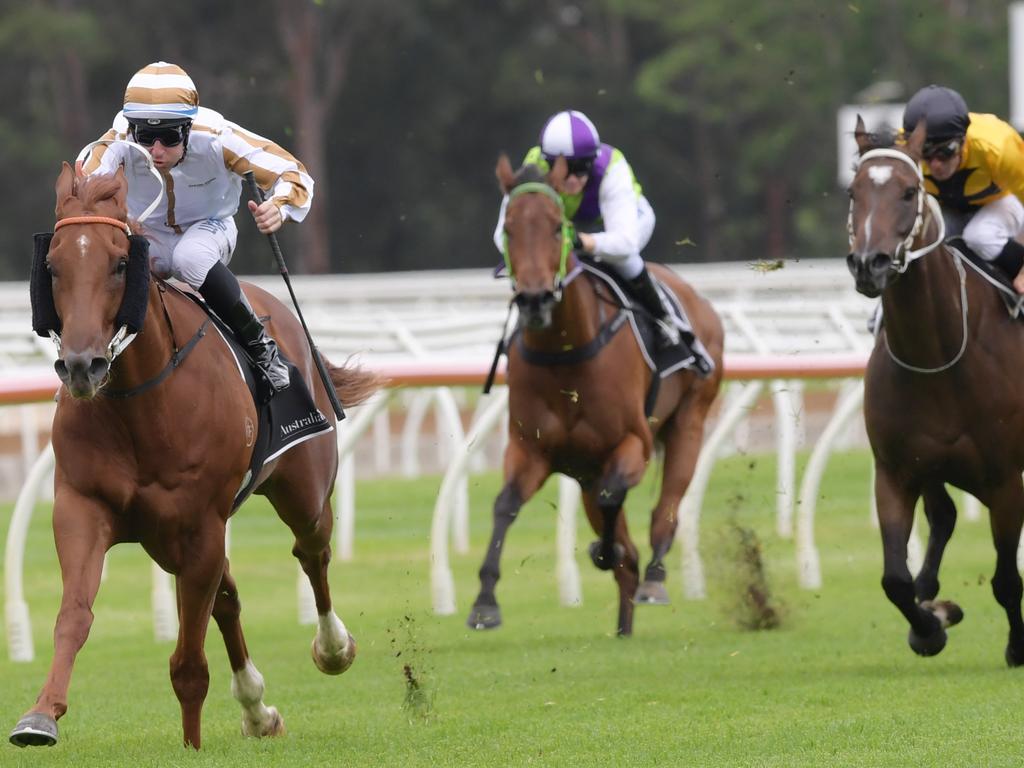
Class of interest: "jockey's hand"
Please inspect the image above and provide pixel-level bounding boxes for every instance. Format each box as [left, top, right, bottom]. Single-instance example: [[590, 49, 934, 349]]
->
[[577, 232, 595, 254], [248, 199, 283, 234]]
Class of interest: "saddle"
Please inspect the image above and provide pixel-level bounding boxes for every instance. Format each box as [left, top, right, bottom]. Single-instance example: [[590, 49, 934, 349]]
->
[[181, 290, 333, 508], [576, 256, 715, 379]]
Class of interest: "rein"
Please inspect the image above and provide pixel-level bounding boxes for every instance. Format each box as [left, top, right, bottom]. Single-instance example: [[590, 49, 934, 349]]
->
[[101, 283, 209, 399], [852, 148, 966, 373]]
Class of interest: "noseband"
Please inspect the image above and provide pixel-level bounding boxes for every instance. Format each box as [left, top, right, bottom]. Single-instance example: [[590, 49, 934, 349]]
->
[[847, 147, 945, 272]]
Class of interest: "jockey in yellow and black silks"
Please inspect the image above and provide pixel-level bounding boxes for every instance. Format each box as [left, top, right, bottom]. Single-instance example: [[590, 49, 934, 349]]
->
[[903, 84, 1024, 292]]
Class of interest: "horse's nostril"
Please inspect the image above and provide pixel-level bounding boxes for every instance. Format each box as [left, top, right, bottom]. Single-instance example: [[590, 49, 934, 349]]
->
[[88, 357, 109, 381], [871, 253, 891, 273]]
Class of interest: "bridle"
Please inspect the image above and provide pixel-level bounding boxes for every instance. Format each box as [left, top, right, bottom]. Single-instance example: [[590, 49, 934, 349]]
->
[[847, 147, 945, 272], [502, 181, 579, 301], [47, 139, 165, 363], [850, 147, 968, 374]]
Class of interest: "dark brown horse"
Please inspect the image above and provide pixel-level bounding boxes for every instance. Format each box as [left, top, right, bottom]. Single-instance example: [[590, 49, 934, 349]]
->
[[468, 156, 724, 636], [9, 164, 383, 748], [848, 117, 1024, 664]]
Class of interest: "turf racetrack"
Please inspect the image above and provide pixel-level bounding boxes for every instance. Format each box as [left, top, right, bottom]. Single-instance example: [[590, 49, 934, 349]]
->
[[2, 451, 1023, 766]]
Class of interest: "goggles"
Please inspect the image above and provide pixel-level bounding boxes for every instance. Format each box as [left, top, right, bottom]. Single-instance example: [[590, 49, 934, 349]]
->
[[131, 123, 187, 148], [546, 155, 594, 177], [922, 139, 961, 161]]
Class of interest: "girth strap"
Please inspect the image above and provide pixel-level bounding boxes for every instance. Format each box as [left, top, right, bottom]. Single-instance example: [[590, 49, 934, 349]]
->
[[513, 309, 629, 366]]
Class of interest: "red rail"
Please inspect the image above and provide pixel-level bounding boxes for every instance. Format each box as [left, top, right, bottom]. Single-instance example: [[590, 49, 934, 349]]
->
[[0, 353, 870, 406]]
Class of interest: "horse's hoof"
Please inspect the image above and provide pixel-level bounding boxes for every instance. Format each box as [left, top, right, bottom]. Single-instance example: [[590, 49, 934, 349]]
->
[[588, 541, 624, 571], [467, 603, 502, 630], [1005, 643, 1024, 668], [634, 581, 670, 605], [311, 632, 357, 675], [908, 625, 947, 657], [241, 706, 286, 738], [9, 713, 58, 747], [921, 599, 964, 628]]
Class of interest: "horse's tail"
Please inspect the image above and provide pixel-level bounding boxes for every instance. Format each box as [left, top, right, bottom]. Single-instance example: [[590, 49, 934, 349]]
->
[[323, 354, 388, 408]]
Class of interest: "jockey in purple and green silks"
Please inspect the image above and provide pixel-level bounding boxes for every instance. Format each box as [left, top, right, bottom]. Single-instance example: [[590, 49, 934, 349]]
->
[[492, 109, 682, 348]]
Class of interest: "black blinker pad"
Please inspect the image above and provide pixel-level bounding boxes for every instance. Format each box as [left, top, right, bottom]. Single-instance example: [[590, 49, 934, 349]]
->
[[115, 234, 151, 334], [30, 232, 59, 337]]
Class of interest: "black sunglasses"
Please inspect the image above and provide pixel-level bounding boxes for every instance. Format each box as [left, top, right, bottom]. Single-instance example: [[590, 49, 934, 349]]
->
[[132, 124, 187, 148], [564, 158, 594, 177], [922, 140, 961, 161]]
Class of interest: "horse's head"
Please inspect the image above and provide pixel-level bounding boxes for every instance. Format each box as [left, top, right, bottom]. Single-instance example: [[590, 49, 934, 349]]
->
[[36, 163, 150, 398], [496, 154, 573, 329], [846, 117, 931, 297]]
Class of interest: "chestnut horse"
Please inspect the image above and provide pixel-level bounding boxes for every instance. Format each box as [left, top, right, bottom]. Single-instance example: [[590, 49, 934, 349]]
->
[[848, 117, 1024, 664], [9, 164, 382, 749], [468, 156, 724, 636]]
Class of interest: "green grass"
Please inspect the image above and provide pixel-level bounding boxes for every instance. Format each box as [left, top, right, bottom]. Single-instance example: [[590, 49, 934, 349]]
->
[[2, 451, 1023, 767]]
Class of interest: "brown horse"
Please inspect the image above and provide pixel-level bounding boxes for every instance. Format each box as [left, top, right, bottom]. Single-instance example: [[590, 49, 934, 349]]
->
[[848, 117, 1024, 664], [467, 156, 724, 636], [9, 164, 383, 749]]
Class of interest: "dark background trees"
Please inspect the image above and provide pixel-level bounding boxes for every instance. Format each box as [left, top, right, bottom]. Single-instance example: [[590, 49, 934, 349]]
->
[[0, 0, 1012, 278]]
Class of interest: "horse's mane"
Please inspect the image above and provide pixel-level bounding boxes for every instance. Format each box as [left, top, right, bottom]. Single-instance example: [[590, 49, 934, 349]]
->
[[77, 173, 124, 212], [513, 163, 546, 188]]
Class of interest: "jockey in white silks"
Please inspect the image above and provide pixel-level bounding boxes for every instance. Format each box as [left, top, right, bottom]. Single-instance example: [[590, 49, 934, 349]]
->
[[82, 61, 314, 391]]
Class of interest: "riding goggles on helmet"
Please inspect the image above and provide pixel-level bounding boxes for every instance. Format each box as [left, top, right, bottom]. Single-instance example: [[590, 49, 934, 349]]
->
[[131, 123, 187, 148], [922, 138, 961, 161]]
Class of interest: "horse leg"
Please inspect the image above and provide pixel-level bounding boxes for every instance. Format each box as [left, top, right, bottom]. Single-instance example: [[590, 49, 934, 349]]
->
[[467, 442, 550, 630], [583, 434, 646, 636], [211, 560, 285, 737], [263, 461, 356, 676], [170, 527, 226, 749], [637, 388, 714, 605], [875, 467, 948, 656], [580, 490, 641, 637], [914, 482, 957, 602], [9, 494, 112, 748], [987, 481, 1024, 666]]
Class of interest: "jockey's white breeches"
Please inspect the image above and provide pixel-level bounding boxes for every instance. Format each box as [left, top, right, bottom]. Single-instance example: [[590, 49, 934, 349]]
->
[[958, 195, 1024, 261], [145, 217, 238, 289]]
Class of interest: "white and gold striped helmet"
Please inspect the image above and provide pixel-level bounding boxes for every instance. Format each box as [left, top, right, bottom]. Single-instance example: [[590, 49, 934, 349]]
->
[[122, 61, 198, 125]]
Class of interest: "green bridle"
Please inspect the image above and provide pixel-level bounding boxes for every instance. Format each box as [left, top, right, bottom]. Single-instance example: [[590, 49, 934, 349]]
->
[[502, 181, 573, 294]]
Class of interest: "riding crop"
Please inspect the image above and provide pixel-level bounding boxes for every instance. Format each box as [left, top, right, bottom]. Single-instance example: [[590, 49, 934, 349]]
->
[[243, 171, 345, 421]]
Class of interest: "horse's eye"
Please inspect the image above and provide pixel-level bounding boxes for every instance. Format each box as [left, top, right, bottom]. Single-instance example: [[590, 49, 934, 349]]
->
[[45, 261, 56, 278], [902, 187, 917, 201], [115, 257, 128, 275], [846, 187, 854, 200], [554, 224, 562, 238]]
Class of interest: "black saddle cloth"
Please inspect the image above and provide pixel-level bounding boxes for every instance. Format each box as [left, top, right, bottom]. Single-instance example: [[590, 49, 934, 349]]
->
[[183, 292, 333, 508]]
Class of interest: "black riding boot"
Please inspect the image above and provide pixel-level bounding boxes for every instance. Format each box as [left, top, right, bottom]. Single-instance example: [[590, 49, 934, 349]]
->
[[992, 239, 1024, 288], [199, 262, 290, 391], [626, 267, 681, 348]]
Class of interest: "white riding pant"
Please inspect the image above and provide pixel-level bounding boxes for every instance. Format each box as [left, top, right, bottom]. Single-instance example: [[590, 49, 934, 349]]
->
[[597, 196, 655, 280], [947, 195, 1024, 261], [145, 217, 238, 289]]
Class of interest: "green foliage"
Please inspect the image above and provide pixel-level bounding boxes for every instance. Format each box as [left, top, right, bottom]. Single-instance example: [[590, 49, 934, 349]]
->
[[0, 2, 1020, 276]]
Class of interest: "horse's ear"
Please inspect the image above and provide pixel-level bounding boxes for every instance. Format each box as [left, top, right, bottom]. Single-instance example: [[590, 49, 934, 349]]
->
[[495, 153, 516, 194], [905, 119, 926, 161], [548, 155, 568, 192], [853, 114, 873, 156], [55, 162, 76, 217]]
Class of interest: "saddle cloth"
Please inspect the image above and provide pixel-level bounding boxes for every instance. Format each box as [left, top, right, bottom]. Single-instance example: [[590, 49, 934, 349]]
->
[[578, 258, 715, 379], [182, 291, 333, 508]]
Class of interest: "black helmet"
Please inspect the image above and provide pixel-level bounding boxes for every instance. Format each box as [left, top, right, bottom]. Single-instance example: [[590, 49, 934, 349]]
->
[[902, 85, 970, 143]]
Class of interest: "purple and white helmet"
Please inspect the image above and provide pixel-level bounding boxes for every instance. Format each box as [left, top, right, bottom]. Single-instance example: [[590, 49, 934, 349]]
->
[[539, 110, 600, 162]]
